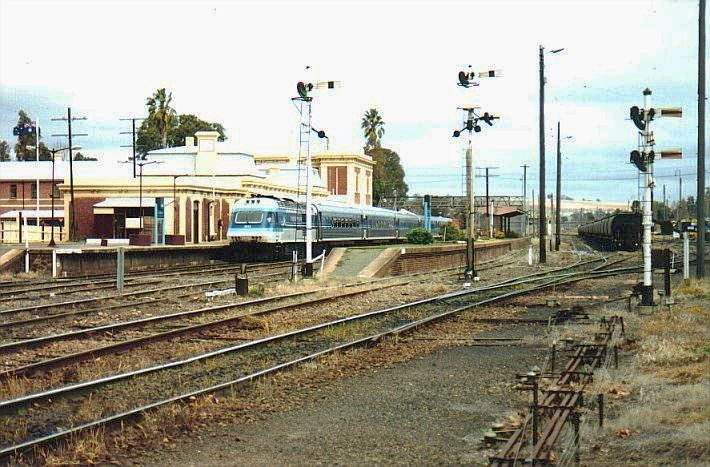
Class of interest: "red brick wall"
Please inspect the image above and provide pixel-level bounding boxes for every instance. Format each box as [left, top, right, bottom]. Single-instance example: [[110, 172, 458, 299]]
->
[[185, 197, 192, 243], [221, 200, 230, 238], [0, 180, 62, 216], [71, 197, 105, 239]]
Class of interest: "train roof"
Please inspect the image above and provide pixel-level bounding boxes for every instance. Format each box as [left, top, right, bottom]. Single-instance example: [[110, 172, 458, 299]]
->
[[235, 196, 450, 222]]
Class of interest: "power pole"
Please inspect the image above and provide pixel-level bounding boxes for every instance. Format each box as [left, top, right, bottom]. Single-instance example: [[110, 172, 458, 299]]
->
[[556, 122, 562, 250], [521, 164, 529, 236], [120, 117, 145, 178], [51, 108, 87, 241], [629, 89, 683, 305], [663, 184, 667, 220], [477, 166, 498, 237], [539, 45, 547, 263], [697, 0, 706, 278]]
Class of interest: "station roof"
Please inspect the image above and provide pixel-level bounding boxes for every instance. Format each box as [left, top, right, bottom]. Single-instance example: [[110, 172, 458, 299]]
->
[[94, 198, 156, 208], [0, 209, 65, 219], [475, 206, 525, 217]]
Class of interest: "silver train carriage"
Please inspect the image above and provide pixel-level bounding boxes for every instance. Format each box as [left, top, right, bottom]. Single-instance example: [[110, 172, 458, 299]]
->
[[227, 196, 449, 258]]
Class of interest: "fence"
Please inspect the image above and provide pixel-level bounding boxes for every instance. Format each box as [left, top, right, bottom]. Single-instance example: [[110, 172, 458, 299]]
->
[[0, 224, 65, 244]]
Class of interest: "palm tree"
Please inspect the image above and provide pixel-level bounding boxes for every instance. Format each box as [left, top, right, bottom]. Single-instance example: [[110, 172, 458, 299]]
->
[[361, 108, 385, 152], [146, 88, 176, 148]]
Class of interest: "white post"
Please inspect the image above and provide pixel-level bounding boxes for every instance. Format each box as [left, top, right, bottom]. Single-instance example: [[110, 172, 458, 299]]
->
[[116, 247, 125, 292], [304, 101, 314, 276], [641, 89, 654, 305], [24, 215, 29, 273], [528, 245, 533, 266], [36, 118, 40, 241], [52, 249, 57, 278], [490, 200, 495, 239], [683, 231, 690, 280]]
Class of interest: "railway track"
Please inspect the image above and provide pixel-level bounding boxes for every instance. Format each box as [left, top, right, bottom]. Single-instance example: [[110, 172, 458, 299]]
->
[[0, 260, 295, 303], [0, 253, 635, 459]]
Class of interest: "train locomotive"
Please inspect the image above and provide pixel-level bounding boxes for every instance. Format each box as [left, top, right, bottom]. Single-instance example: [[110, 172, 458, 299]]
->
[[577, 212, 641, 251], [227, 196, 449, 260]]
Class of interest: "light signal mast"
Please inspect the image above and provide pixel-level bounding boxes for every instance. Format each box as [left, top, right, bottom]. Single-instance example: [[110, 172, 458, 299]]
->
[[293, 78, 339, 277], [452, 67, 500, 281], [628, 88, 682, 306]]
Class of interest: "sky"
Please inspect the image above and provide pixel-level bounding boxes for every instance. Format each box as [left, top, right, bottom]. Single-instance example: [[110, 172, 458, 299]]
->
[[0, 0, 707, 203]]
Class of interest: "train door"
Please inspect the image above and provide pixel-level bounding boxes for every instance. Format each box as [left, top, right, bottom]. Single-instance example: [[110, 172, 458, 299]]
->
[[363, 214, 368, 239]]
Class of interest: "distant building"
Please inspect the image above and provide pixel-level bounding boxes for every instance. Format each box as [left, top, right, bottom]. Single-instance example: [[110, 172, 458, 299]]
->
[[0, 131, 374, 244]]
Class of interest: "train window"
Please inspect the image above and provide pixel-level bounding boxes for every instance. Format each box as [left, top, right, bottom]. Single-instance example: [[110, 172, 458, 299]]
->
[[236, 211, 264, 224]]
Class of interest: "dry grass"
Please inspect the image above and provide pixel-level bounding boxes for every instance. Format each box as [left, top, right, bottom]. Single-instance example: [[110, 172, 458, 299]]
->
[[590, 279, 710, 465]]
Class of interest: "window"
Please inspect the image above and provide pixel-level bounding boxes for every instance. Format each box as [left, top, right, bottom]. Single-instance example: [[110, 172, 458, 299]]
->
[[9, 184, 17, 199], [235, 211, 264, 224], [52, 183, 60, 198], [31, 184, 37, 199]]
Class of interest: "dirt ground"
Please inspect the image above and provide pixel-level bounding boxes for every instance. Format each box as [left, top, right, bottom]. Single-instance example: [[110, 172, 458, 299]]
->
[[135, 325, 548, 466]]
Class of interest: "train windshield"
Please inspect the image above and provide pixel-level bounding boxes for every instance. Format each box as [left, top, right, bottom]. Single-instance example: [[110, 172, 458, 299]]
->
[[235, 211, 264, 224]]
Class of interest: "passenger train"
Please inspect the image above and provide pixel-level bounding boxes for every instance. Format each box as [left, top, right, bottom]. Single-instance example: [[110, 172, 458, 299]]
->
[[227, 196, 449, 259]]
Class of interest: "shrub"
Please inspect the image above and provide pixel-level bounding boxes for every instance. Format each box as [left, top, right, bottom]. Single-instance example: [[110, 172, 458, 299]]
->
[[493, 230, 506, 239], [407, 228, 434, 245], [441, 221, 465, 241], [505, 230, 521, 238]]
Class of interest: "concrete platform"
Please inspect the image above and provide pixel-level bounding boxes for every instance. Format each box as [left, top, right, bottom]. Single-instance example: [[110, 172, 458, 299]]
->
[[24, 241, 232, 277], [325, 238, 530, 278]]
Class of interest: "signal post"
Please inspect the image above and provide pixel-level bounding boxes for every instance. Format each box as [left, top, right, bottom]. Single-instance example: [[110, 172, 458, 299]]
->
[[628, 88, 682, 305], [452, 67, 500, 281], [293, 78, 338, 277]]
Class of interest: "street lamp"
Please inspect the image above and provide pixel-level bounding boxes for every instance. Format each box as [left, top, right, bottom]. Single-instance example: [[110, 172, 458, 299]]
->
[[121, 159, 162, 233], [539, 45, 565, 263]]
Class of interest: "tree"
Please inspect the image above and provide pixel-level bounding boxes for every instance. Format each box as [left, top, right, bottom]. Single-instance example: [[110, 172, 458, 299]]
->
[[0, 140, 9, 161], [12, 110, 50, 161], [146, 88, 177, 149], [169, 114, 227, 147], [73, 151, 97, 161], [367, 147, 408, 205], [136, 89, 227, 157], [361, 108, 384, 153]]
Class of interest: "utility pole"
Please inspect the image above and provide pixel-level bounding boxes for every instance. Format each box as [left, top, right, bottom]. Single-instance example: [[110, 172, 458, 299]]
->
[[539, 46, 546, 263], [476, 166, 498, 237], [663, 184, 667, 220], [453, 66, 501, 280], [629, 89, 683, 305], [521, 164, 529, 236], [538, 46, 565, 263], [556, 122, 562, 250], [120, 117, 145, 178], [51, 108, 87, 241], [697, 0, 706, 278]]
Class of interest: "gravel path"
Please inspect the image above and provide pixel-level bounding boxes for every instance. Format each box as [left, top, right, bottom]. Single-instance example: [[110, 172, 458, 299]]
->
[[138, 325, 547, 466]]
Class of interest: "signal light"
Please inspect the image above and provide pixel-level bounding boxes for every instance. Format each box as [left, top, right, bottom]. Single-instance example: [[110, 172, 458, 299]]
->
[[453, 130, 461, 138], [297, 81, 313, 99], [316, 130, 326, 139], [630, 150, 647, 172], [474, 125, 482, 133], [630, 106, 646, 130], [481, 112, 497, 126], [458, 71, 471, 88], [466, 119, 474, 131]]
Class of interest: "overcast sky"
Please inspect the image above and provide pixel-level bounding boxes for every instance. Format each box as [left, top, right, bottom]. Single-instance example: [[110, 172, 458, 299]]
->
[[0, 0, 706, 202]]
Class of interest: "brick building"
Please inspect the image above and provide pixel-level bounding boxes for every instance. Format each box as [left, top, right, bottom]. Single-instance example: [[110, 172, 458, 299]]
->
[[0, 131, 374, 244]]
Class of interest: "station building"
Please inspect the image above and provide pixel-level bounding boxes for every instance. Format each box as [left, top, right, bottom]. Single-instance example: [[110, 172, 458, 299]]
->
[[0, 131, 374, 244]]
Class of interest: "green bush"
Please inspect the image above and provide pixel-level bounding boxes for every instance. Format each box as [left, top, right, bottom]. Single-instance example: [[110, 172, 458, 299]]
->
[[441, 221, 465, 241], [407, 228, 434, 245], [505, 230, 521, 238]]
